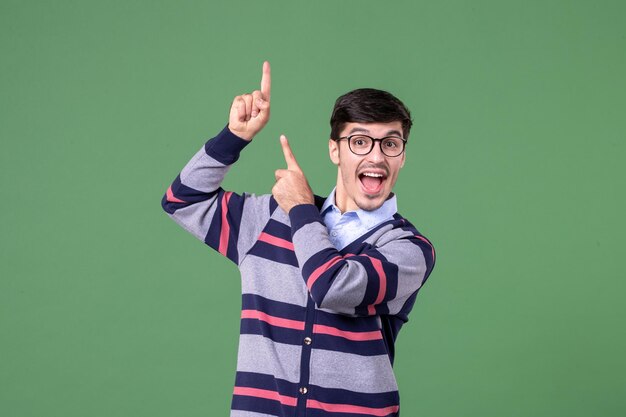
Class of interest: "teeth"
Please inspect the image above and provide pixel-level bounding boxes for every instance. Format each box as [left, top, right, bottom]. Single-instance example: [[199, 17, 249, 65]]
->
[[362, 172, 383, 178]]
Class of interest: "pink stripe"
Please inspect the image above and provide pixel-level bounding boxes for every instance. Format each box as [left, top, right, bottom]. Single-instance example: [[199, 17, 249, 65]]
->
[[233, 386, 297, 407], [313, 324, 382, 341], [218, 192, 233, 256], [306, 256, 343, 289], [166, 186, 185, 203], [365, 256, 386, 315], [258, 232, 295, 251], [414, 235, 435, 260], [241, 309, 305, 331], [307, 399, 399, 416]]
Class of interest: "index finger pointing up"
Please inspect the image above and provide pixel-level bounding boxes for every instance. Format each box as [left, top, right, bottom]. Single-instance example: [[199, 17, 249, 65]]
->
[[261, 61, 271, 100], [280, 135, 301, 172]]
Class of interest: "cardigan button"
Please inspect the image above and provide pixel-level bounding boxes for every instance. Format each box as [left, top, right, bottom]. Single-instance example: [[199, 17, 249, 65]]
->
[[299, 387, 308, 395], [303, 337, 312, 345]]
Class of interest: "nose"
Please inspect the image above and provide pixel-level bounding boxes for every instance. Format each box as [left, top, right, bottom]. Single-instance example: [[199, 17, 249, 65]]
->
[[366, 142, 386, 163]]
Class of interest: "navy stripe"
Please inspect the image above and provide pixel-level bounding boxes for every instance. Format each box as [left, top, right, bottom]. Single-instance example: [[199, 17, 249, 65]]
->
[[240, 319, 304, 346], [312, 334, 387, 356], [306, 407, 398, 417], [242, 294, 306, 320], [263, 219, 294, 242], [269, 196, 278, 215], [247, 241, 299, 267], [316, 310, 380, 333], [172, 175, 219, 203], [160, 194, 186, 214], [372, 254, 399, 316], [235, 371, 298, 395], [231, 394, 293, 416], [204, 190, 246, 264], [308, 382, 399, 410], [204, 125, 250, 165], [288, 204, 325, 234], [161, 176, 220, 214], [205, 190, 225, 252], [352, 254, 387, 312]]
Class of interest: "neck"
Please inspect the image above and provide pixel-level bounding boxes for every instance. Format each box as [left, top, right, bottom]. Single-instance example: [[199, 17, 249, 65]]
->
[[333, 173, 346, 213]]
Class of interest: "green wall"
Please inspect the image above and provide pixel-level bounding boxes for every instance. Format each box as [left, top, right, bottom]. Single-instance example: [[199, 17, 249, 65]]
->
[[1, 1, 625, 416]]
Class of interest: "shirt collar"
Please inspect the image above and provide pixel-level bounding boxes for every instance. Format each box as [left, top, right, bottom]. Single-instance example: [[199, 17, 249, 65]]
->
[[320, 187, 397, 229]]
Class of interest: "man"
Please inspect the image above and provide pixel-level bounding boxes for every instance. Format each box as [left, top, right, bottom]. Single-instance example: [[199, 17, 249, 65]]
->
[[161, 62, 435, 417]]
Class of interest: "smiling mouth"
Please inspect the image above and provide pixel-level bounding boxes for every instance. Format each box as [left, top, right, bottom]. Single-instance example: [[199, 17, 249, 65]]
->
[[359, 171, 387, 194]]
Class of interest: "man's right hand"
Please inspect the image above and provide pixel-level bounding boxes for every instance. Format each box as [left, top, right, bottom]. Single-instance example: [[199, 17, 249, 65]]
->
[[228, 61, 271, 141]]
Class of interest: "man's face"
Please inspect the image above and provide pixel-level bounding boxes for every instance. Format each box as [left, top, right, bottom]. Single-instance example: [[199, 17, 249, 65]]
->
[[329, 121, 406, 213]]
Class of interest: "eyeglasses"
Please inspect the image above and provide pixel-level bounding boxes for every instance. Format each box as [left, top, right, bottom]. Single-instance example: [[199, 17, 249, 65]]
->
[[333, 135, 407, 157]]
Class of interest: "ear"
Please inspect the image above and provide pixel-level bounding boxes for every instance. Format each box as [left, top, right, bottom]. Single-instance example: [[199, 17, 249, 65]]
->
[[400, 151, 406, 168], [329, 139, 340, 165]]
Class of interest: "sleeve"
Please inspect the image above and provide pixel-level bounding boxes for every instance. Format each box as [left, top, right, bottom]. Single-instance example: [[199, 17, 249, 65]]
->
[[288, 204, 436, 317], [161, 125, 272, 265]]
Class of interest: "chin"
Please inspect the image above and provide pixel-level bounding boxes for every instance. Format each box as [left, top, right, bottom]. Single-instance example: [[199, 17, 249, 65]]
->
[[356, 195, 386, 212]]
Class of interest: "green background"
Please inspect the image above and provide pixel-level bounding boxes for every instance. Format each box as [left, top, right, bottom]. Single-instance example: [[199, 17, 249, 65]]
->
[[1, 1, 625, 416]]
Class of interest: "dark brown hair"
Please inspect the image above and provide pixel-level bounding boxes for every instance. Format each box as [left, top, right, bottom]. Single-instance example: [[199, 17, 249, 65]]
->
[[330, 88, 413, 139]]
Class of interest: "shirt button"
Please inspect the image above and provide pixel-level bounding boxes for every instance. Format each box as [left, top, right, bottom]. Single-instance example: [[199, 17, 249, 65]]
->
[[299, 387, 308, 395], [331, 231, 338, 237], [303, 337, 312, 345]]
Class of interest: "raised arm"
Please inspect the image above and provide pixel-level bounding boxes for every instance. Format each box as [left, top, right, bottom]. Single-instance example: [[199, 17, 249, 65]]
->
[[161, 62, 273, 264]]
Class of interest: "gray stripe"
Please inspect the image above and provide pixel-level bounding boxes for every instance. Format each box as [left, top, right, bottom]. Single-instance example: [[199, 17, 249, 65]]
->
[[168, 200, 217, 242], [180, 146, 231, 192], [319, 260, 365, 315], [377, 236, 427, 315], [235, 334, 302, 383], [363, 224, 411, 246], [292, 222, 335, 266], [236, 193, 273, 265], [239, 257, 308, 307], [269, 205, 290, 224], [309, 348, 398, 393]]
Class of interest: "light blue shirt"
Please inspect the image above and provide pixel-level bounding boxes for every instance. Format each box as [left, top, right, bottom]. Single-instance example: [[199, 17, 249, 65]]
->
[[320, 188, 397, 250]]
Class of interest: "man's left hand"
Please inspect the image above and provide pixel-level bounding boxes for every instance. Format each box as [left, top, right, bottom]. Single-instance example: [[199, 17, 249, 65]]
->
[[272, 135, 314, 213]]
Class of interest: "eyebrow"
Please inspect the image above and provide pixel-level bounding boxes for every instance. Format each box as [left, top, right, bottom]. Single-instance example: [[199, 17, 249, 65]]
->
[[347, 127, 404, 137]]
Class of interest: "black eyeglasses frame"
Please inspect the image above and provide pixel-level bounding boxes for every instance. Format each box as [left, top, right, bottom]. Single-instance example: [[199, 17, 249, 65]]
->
[[332, 135, 407, 157]]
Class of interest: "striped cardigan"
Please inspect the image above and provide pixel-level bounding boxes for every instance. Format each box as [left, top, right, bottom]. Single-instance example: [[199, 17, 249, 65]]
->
[[161, 126, 436, 417]]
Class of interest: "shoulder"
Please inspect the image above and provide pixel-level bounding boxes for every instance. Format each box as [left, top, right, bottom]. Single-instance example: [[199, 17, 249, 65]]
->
[[372, 214, 436, 262]]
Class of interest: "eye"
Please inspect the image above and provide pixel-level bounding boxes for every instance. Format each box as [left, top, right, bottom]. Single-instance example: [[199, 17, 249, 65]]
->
[[350, 136, 371, 148], [384, 139, 399, 148]]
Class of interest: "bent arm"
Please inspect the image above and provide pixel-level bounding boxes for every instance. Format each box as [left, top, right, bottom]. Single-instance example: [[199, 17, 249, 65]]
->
[[289, 204, 436, 317], [161, 126, 270, 265]]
